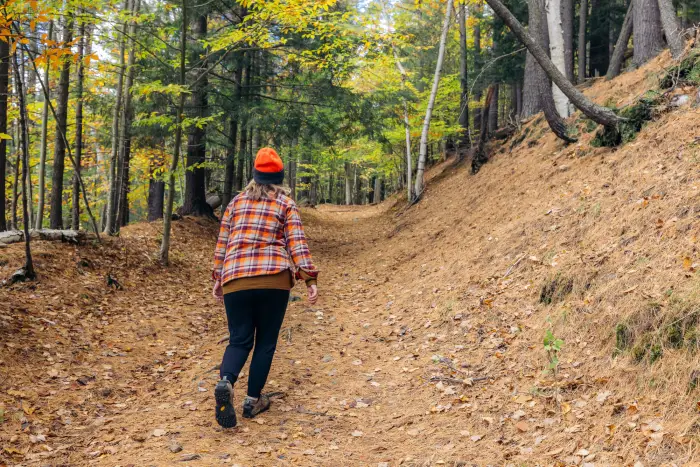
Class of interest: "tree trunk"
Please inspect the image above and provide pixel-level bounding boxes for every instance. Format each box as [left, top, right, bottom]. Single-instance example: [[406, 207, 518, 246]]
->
[[180, 14, 212, 217], [116, 1, 140, 227], [522, 0, 543, 118], [104, 2, 128, 234], [473, 11, 483, 130], [414, 0, 453, 199], [0, 38, 8, 231], [532, 0, 577, 142], [12, 52, 35, 279], [222, 115, 238, 209], [561, 0, 574, 81], [458, 3, 470, 148], [72, 20, 87, 230], [344, 161, 352, 205], [49, 15, 73, 230], [488, 83, 499, 133], [657, 0, 685, 59], [577, 0, 588, 82], [606, 2, 634, 80], [546, 0, 572, 117], [515, 80, 523, 116], [485, 0, 621, 126], [472, 85, 495, 174], [159, 0, 187, 266], [147, 154, 165, 222], [632, 0, 664, 66], [11, 125, 19, 230], [235, 52, 249, 192], [589, 0, 610, 76], [35, 21, 53, 230], [373, 177, 382, 204]]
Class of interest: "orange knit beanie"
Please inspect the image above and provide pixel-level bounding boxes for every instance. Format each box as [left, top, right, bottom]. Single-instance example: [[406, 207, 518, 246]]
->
[[253, 148, 284, 185]]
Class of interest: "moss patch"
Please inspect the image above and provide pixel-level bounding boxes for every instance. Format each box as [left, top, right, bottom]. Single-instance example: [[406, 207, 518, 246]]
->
[[659, 50, 700, 89], [591, 94, 662, 147], [539, 275, 574, 305]]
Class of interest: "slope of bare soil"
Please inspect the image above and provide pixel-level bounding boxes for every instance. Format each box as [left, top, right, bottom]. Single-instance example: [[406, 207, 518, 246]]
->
[[1, 50, 700, 466]]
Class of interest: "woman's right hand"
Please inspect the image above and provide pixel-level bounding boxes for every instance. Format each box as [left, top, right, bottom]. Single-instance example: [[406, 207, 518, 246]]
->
[[307, 284, 318, 305], [213, 280, 223, 302]]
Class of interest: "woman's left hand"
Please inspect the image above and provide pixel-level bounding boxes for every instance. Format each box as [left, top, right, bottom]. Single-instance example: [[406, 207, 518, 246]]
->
[[213, 281, 223, 302]]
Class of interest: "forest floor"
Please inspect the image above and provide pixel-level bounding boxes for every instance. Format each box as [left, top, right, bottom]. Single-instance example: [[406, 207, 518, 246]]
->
[[2, 49, 700, 466]]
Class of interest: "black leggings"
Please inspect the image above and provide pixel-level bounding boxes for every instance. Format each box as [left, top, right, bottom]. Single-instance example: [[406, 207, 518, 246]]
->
[[219, 289, 290, 398]]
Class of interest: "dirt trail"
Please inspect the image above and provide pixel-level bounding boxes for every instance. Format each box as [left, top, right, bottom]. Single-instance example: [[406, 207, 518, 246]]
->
[[2, 205, 507, 466]]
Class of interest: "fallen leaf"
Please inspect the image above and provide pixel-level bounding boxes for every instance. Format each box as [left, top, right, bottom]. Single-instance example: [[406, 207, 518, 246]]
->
[[515, 421, 530, 432], [152, 429, 167, 437], [470, 435, 483, 442], [351, 430, 363, 437]]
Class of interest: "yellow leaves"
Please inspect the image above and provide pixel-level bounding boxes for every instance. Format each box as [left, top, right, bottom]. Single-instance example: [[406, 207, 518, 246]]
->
[[0, 132, 12, 140], [561, 401, 571, 414]]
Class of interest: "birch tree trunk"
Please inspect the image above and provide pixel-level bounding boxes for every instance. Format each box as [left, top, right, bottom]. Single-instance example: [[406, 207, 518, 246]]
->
[[657, 0, 685, 59], [104, 0, 129, 235], [546, 0, 572, 117], [577, 0, 588, 82], [344, 162, 352, 205], [35, 21, 53, 230], [414, 0, 453, 199], [485, 0, 621, 126], [159, 0, 187, 266], [606, 3, 633, 80]]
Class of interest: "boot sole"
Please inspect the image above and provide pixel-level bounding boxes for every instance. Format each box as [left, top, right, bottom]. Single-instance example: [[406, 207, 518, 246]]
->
[[215, 382, 237, 428]]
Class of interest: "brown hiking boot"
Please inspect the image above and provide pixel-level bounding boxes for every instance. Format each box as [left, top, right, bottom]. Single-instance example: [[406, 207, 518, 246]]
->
[[242, 394, 270, 419], [214, 380, 237, 428]]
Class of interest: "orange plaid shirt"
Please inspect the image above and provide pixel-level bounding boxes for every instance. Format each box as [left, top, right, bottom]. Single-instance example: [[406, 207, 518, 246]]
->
[[212, 192, 319, 286]]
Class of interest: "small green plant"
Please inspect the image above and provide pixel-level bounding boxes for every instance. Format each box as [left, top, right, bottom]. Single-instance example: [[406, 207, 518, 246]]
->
[[543, 329, 564, 375], [615, 322, 632, 354]]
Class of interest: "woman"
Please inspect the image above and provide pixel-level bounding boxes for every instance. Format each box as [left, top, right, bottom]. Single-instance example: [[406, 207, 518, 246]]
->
[[211, 147, 319, 428]]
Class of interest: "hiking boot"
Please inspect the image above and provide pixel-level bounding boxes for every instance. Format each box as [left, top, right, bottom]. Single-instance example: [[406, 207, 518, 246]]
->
[[214, 380, 237, 428], [242, 394, 270, 419]]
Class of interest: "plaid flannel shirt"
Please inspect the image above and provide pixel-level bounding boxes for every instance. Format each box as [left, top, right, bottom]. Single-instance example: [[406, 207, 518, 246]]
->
[[212, 192, 319, 286]]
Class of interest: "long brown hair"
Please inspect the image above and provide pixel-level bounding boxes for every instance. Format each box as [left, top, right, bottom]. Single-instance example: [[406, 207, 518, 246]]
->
[[243, 180, 290, 201]]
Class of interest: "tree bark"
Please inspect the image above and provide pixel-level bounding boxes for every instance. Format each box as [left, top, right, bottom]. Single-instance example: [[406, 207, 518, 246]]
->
[[589, 0, 610, 76], [49, 15, 73, 230], [159, 0, 187, 266], [561, 0, 575, 81], [13, 51, 36, 278], [533, 0, 577, 142], [116, 0, 140, 227], [473, 9, 483, 130], [657, 0, 685, 59], [632, 0, 664, 66], [458, 3, 470, 148], [472, 85, 494, 174], [35, 21, 53, 230], [71, 21, 87, 230], [180, 14, 212, 217], [606, 2, 633, 80], [104, 1, 128, 234], [414, 0, 453, 199], [11, 124, 19, 230], [344, 161, 352, 205], [522, 0, 543, 117], [147, 153, 165, 222], [488, 83, 499, 133], [373, 177, 382, 204], [485, 0, 621, 126], [546, 0, 572, 117], [235, 52, 249, 191], [0, 38, 8, 231], [222, 115, 239, 209], [577, 0, 588, 82]]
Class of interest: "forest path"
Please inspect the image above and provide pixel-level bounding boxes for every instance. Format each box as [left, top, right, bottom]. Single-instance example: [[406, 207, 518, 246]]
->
[[100, 203, 497, 466], [4, 202, 514, 466]]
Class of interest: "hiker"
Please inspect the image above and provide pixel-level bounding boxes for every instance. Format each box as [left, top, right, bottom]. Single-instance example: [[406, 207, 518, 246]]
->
[[211, 147, 319, 428]]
